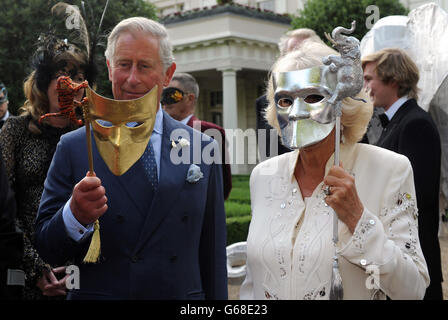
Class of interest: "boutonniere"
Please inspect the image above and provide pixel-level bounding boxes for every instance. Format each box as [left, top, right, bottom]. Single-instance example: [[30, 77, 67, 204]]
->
[[171, 137, 190, 149], [186, 164, 203, 183]]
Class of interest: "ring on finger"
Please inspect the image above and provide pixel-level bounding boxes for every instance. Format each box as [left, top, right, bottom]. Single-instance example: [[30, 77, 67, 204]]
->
[[324, 185, 332, 196]]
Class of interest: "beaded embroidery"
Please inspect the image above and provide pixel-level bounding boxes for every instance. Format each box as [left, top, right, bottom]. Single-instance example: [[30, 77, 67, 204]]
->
[[380, 192, 420, 263], [303, 286, 327, 300], [352, 216, 375, 253], [380, 192, 417, 221]]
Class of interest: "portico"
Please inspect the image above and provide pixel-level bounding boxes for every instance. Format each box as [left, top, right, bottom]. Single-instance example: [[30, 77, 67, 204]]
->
[[161, 5, 290, 173]]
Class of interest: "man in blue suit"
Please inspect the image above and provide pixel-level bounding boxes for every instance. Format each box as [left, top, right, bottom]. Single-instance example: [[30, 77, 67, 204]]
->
[[34, 17, 228, 300]]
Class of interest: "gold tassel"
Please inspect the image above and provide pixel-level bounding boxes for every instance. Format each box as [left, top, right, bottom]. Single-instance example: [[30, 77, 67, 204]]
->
[[83, 220, 101, 263]]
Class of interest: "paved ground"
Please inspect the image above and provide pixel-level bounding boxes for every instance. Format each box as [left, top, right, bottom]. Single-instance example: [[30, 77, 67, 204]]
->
[[229, 234, 448, 300]]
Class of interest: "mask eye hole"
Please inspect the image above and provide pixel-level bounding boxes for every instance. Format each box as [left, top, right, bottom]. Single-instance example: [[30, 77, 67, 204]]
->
[[277, 97, 293, 108], [126, 122, 143, 128], [95, 119, 113, 127], [304, 95, 324, 104]]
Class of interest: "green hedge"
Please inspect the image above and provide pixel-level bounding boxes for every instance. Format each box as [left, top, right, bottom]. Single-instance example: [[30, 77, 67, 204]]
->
[[226, 215, 251, 246], [225, 175, 251, 245], [224, 201, 250, 218]]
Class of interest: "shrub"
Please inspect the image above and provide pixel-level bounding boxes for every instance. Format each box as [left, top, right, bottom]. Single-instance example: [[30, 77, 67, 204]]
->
[[226, 215, 251, 246], [225, 175, 251, 245], [225, 201, 250, 218]]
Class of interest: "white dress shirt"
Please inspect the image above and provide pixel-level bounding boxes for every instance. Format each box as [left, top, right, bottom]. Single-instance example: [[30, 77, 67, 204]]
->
[[180, 114, 193, 125], [384, 96, 409, 120], [62, 106, 164, 241]]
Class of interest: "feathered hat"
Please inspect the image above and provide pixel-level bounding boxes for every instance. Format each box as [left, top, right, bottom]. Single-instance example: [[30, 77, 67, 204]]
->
[[31, 1, 110, 92]]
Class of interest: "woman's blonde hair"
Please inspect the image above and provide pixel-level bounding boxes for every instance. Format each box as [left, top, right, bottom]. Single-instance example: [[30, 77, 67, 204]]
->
[[20, 71, 49, 123], [362, 48, 419, 100], [278, 28, 325, 56], [265, 42, 373, 145]]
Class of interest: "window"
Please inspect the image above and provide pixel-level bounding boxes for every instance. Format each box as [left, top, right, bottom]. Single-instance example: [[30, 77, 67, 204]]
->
[[210, 91, 223, 108], [258, 0, 275, 11], [212, 112, 223, 127]]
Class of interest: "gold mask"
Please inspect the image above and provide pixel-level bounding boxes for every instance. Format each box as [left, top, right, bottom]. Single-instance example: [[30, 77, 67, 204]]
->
[[86, 86, 158, 176]]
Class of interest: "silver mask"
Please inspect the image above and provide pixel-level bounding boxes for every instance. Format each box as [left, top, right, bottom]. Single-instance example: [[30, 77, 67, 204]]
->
[[273, 66, 338, 149]]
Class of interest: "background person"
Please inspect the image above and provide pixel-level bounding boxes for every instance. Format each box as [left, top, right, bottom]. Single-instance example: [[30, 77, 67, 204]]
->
[[240, 41, 429, 300], [162, 72, 232, 200], [0, 35, 87, 299], [362, 48, 443, 300]]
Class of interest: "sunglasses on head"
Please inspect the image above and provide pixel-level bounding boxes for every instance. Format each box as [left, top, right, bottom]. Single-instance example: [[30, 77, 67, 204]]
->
[[161, 87, 185, 105]]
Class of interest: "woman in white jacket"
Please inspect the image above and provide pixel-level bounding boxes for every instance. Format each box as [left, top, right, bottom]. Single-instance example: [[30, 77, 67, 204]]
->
[[240, 41, 429, 300]]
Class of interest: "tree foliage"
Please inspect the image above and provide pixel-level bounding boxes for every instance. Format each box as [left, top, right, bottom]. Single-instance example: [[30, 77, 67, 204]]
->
[[290, 0, 408, 45], [0, 0, 157, 115]]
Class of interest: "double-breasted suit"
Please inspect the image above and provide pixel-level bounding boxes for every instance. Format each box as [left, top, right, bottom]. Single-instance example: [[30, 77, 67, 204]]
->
[[35, 111, 228, 300], [376, 98, 443, 299]]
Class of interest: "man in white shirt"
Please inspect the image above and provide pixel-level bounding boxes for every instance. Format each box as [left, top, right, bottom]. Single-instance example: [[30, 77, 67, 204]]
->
[[362, 48, 443, 300]]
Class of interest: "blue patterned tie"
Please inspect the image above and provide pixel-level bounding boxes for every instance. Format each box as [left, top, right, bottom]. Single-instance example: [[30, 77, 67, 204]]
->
[[142, 141, 158, 190]]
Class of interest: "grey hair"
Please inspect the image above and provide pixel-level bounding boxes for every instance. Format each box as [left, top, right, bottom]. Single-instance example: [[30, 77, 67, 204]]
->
[[171, 72, 199, 98], [104, 17, 175, 71], [278, 28, 325, 56], [266, 42, 373, 145]]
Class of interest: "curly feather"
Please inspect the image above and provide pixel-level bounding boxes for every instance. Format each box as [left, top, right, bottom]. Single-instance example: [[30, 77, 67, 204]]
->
[[51, 2, 90, 57]]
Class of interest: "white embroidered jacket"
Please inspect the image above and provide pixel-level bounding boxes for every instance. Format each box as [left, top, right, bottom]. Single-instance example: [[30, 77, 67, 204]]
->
[[240, 143, 429, 300]]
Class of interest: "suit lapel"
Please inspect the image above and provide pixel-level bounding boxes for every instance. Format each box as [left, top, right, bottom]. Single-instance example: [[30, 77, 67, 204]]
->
[[134, 111, 191, 252]]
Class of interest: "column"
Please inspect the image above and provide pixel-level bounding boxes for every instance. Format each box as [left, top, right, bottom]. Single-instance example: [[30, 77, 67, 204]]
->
[[219, 68, 241, 174], [220, 68, 240, 130]]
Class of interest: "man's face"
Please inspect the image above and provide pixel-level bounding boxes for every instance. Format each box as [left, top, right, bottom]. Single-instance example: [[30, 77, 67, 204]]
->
[[162, 80, 194, 121], [363, 62, 398, 110], [107, 31, 175, 104], [0, 92, 8, 118]]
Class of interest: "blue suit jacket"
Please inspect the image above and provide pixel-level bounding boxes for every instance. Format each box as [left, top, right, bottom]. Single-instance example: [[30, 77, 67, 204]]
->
[[35, 111, 228, 300]]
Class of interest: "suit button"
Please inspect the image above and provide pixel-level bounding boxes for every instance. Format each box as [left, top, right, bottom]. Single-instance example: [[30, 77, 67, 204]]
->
[[181, 215, 188, 222], [116, 215, 124, 223], [131, 256, 139, 263], [169, 255, 177, 262]]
